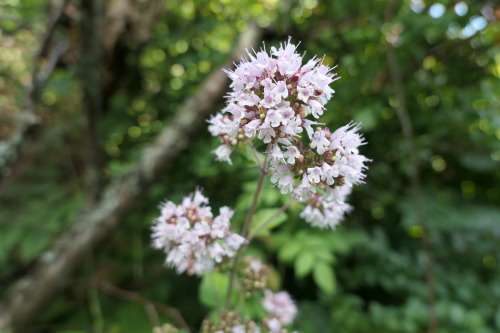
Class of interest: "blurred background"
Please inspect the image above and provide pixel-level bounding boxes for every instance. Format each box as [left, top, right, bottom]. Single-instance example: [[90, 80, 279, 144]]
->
[[1, 0, 499, 332]]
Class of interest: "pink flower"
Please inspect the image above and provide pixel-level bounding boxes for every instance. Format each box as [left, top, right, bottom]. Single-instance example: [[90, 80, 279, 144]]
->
[[151, 189, 246, 276], [208, 38, 339, 160], [207, 38, 370, 231], [311, 129, 330, 154], [300, 187, 353, 229], [283, 146, 300, 164], [262, 289, 298, 325]]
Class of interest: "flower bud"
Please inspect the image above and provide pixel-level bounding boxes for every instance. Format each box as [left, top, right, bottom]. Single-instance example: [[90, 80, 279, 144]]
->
[[297, 107, 307, 118]]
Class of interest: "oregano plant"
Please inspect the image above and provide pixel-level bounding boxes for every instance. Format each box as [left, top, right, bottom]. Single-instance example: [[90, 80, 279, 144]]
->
[[151, 38, 370, 333]]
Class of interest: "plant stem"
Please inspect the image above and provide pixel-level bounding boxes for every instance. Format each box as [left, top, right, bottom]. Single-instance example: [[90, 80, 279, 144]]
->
[[241, 166, 267, 238], [225, 144, 270, 309], [247, 138, 263, 170]]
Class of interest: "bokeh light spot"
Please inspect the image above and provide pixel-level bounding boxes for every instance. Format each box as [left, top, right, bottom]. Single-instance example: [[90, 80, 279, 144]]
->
[[483, 255, 497, 269], [408, 225, 424, 238], [429, 3, 445, 19], [461, 180, 476, 199], [431, 155, 446, 172]]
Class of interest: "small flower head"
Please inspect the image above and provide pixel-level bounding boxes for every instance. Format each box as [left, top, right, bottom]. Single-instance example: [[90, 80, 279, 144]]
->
[[201, 312, 261, 333], [241, 257, 270, 297], [300, 187, 353, 229], [262, 289, 298, 325], [268, 122, 370, 225], [151, 189, 246, 276]]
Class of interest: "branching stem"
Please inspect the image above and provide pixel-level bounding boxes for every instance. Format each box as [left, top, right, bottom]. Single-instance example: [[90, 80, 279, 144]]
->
[[225, 143, 271, 309]]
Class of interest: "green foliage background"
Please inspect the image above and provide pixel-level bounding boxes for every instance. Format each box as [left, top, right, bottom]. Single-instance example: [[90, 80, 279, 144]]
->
[[1, 0, 499, 332]]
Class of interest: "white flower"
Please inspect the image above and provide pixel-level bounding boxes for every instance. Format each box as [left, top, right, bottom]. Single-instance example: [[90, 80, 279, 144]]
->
[[244, 119, 262, 137], [266, 318, 282, 333], [262, 289, 298, 325], [308, 99, 324, 118], [261, 93, 277, 108], [257, 123, 276, 143], [297, 85, 313, 103], [269, 144, 285, 163], [248, 257, 263, 274], [311, 129, 330, 154], [231, 325, 245, 333], [292, 173, 316, 201], [321, 163, 338, 186], [213, 145, 233, 165], [300, 189, 353, 229], [283, 146, 300, 164], [265, 109, 283, 127], [307, 166, 322, 184], [278, 173, 295, 194], [273, 81, 289, 99]]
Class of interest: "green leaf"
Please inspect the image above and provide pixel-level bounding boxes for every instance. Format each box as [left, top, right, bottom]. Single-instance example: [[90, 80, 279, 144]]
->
[[315, 251, 336, 264], [313, 262, 336, 294], [241, 295, 266, 319], [278, 240, 301, 262], [295, 251, 315, 278], [249, 208, 287, 237], [199, 272, 230, 309]]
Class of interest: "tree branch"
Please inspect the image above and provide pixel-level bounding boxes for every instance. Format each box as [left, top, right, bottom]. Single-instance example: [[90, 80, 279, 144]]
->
[[79, 0, 105, 205], [384, 2, 438, 332], [96, 280, 190, 332], [0, 0, 69, 177]]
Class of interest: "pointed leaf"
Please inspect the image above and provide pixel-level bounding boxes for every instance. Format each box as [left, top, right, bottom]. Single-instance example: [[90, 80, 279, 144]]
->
[[313, 262, 336, 294], [295, 251, 315, 278], [199, 272, 230, 308]]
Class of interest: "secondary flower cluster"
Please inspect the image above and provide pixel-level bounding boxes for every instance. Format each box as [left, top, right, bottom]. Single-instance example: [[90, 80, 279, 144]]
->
[[270, 122, 369, 228], [209, 38, 369, 228], [200, 289, 298, 333], [151, 189, 246, 276], [241, 257, 269, 297], [300, 186, 353, 229], [201, 312, 261, 333], [262, 289, 298, 326]]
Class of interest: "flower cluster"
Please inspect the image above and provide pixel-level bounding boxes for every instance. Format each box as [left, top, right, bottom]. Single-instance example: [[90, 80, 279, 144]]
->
[[200, 303, 299, 333], [208, 37, 338, 164], [201, 311, 260, 333], [300, 186, 353, 229], [269, 122, 368, 200], [262, 289, 298, 325], [241, 257, 269, 297], [270, 122, 369, 228], [209, 38, 369, 228], [151, 189, 246, 276]]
